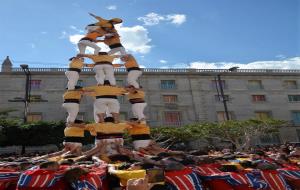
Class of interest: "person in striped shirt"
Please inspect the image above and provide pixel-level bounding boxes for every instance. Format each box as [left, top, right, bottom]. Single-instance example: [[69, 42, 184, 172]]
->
[[85, 116, 131, 155], [77, 28, 104, 55], [127, 118, 152, 150], [120, 54, 142, 89], [65, 57, 94, 90], [77, 52, 120, 86], [126, 86, 147, 123], [62, 88, 84, 124], [83, 81, 127, 123]]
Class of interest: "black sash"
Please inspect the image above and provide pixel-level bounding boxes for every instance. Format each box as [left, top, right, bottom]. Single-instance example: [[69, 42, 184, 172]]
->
[[68, 68, 81, 73], [96, 95, 117, 99], [127, 67, 141, 72], [131, 134, 151, 141], [109, 43, 123, 49], [64, 137, 83, 143], [64, 99, 80, 104]]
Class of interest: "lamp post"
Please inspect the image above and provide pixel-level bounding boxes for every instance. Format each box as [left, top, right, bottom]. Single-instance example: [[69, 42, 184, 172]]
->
[[216, 67, 239, 121], [20, 64, 31, 123]]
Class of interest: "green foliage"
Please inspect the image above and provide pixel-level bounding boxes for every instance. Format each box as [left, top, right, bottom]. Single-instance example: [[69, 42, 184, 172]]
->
[[151, 119, 286, 150]]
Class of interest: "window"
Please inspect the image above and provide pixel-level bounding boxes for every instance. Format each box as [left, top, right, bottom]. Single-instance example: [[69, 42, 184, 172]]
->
[[252, 95, 266, 102], [217, 111, 235, 122], [260, 134, 280, 144], [283, 80, 297, 89], [116, 80, 124, 87], [292, 111, 300, 125], [30, 95, 42, 102], [76, 80, 84, 88], [27, 113, 42, 122], [215, 95, 229, 102], [120, 112, 128, 120], [77, 112, 85, 121], [164, 112, 181, 126], [163, 95, 178, 103], [212, 80, 227, 89], [248, 80, 263, 90], [255, 111, 271, 119], [30, 80, 41, 89], [288, 95, 300, 102], [161, 80, 176, 89], [118, 96, 125, 104]]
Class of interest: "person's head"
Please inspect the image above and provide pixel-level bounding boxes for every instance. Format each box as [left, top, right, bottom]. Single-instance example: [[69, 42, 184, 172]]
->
[[150, 184, 169, 190], [59, 159, 74, 166], [164, 161, 184, 171], [69, 56, 84, 62], [129, 162, 155, 170], [40, 161, 59, 171], [120, 54, 131, 62], [108, 154, 131, 163], [19, 161, 33, 171], [64, 167, 89, 184], [126, 85, 136, 93]]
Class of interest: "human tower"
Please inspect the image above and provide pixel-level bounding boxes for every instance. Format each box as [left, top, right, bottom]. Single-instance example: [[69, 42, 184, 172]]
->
[[60, 13, 153, 157]]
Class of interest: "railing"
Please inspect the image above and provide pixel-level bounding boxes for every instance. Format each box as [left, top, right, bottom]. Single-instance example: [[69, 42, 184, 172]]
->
[[9, 68, 300, 73]]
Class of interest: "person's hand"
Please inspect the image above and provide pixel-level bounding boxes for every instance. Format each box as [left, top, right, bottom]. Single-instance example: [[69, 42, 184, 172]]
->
[[126, 176, 150, 190]]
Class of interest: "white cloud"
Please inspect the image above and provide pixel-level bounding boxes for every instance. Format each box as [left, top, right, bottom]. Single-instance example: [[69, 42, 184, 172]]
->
[[188, 57, 300, 69], [138, 12, 186, 26], [159, 59, 167, 64], [68, 24, 152, 54], [115, 24, 152, 54], [166, 14, 186, 25], [70, 25, 84, 33], [59, 31, 68, 39], [106, 5, 117, 10]]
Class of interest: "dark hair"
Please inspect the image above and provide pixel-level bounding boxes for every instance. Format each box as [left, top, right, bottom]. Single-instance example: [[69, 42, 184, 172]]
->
[[109, 154, 131, 163], [104, 117, 115, 122], [118, 163, 132, 170], [59, 159, 74, 166], [64, 167, 89, 184], [219, 165, 238, 172], [157, 152, 172, 158], [151, 184, 169, 190], [40, 161, 59, 169], [69, 57, 76, 61], [98, 52, 108, 55]]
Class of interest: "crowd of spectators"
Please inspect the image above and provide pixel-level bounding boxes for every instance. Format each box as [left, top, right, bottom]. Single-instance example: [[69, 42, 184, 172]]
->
[[0, 143, 300, 190]]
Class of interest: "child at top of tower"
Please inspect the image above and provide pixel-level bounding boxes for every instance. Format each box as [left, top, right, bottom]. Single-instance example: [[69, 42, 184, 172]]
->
[[89, 13, 122, 29]]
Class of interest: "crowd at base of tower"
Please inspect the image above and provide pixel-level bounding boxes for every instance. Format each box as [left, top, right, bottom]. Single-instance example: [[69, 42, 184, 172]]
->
[[0, 143, 300, 189]]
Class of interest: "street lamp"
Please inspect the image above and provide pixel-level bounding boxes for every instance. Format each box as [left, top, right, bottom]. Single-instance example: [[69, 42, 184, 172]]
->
[[20, 64, 31, 123], [215, 67, 239, 121]]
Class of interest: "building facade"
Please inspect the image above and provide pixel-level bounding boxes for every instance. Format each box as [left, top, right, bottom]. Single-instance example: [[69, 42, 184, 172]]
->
[[1, 58, 300, 144]]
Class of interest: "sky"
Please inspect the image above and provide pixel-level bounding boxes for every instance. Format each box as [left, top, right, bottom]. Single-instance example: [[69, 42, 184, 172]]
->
[[0, 0, 299, 69]]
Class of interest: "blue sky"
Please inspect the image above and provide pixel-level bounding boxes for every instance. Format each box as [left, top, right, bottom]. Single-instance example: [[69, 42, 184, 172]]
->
[[0, 0, 299, 69]]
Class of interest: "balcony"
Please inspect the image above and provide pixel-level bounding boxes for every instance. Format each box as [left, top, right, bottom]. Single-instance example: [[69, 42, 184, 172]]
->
[[9, 68, 300, 74]]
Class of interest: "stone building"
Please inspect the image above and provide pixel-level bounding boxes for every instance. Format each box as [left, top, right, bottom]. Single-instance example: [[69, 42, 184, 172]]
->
[[1, 57, 300, 144]]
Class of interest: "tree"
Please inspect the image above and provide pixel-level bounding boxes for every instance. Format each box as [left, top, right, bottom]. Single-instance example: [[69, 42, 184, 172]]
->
[[151, 119, 286, 151]]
